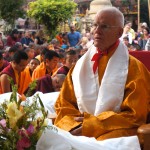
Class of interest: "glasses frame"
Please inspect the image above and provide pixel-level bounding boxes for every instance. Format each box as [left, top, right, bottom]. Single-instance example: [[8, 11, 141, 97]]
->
[[92, 23, 119, 31]]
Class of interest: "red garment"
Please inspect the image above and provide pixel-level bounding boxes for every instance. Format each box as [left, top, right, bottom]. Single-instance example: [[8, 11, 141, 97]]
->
[[25, 74, 54, 96], [57, 66, 69, 75], [91, 40, 120, 74], [0, 64, 26, 94], [129, 51, 150, 71], [0, 64, 16, 83], [0, 60, 10, 72], [0, 64, 16, 93], [6, 36, 19, 47]]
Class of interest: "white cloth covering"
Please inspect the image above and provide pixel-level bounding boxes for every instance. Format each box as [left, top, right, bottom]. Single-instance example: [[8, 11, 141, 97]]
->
[[72, 41, 129, 116], [36, 125, 141, 150], [0, 92, 60, 117]]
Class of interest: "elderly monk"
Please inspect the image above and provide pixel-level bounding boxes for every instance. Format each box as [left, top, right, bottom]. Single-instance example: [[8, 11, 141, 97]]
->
[[54, 7, 150, 141], [32, 50, 59, 80], [0, 51, 28, 94]]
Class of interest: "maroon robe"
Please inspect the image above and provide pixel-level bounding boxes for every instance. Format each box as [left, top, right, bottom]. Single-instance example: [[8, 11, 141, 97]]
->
[[57, 66, 69, 75], [25, 74, 54, 96], [0, 60, 10, 72], [0, 64, 16, 92]]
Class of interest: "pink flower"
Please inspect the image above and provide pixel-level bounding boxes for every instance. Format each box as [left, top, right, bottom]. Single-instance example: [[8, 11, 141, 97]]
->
[[16, 137, 31, 150], [27, 124, 34, 136], [18, 128, 27, 137], [0, 119, 6, 128]]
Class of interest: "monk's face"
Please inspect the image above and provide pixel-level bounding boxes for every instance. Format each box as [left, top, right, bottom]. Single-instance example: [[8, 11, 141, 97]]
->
[[93, 10, 123, 51], [65, 54, 78, 69], [52, 76, 64, 91], [27, 49, 35, 60], [28, 59, 39, 72], [13, 59, 29, 73], [45, 56, 59, 72]]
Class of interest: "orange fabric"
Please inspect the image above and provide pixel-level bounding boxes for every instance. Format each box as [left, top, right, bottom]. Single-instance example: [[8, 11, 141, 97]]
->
[[54, 52, 150, 140], [56, 35, 63, 46], [18, 66, 32, 94], [32, 62, 46, 81]]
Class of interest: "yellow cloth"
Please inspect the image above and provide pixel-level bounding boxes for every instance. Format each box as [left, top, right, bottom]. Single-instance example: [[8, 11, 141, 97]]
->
[[35, 55, 42, 63], [54, 52, 150, 140]]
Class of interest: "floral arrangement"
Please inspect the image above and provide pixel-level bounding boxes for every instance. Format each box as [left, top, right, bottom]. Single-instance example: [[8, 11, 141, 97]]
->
[[0, 78, 53, 150]]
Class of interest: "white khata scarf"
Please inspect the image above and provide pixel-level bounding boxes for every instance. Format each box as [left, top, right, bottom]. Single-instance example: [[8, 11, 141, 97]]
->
[[72, 41, 129, 116]]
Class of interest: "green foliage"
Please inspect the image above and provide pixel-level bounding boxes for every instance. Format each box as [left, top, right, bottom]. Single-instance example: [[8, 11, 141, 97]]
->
[[0, 0, 25, 27], [28, 0, 77, 38], [0, 78, 51, 149]]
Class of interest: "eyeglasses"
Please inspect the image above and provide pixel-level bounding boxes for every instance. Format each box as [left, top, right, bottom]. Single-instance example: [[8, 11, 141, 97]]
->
[[92, 23, 119, 31]]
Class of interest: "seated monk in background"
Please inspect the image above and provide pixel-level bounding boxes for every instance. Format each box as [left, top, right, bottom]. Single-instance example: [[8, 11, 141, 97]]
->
[[25, 74, 66, 96], [0, 51, 28, 94], [32, 50, 59, 80], [54, 7, 150, 141], [21, 58, 40, 93], [35, 48, 49, 63], [56, 50, 78, 76], [0, 52, 10, 72]]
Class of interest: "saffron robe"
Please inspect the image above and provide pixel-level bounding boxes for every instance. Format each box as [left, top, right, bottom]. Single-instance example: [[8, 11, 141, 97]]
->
[[19, 66, 32, 94], [32, 62, 46, 81], [54, 46, 150, 140], [32, 62, 58, 81]]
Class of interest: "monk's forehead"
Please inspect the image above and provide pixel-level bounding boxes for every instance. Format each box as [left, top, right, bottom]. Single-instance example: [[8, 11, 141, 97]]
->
[[95, 11, 119, 25]]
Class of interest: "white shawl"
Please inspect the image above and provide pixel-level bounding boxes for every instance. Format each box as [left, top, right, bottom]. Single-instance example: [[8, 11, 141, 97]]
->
[[72, 41, 129, 116]]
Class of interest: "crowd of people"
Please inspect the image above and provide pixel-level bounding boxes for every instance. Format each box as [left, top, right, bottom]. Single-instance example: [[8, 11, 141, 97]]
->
[[120, 21, 150, 51], [0, 18, 99, 94], [0, 6, 150, 148], [0, 24, 93, 95]]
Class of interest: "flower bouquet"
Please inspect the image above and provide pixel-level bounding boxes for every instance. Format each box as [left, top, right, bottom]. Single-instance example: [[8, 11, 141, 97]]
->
[[0, 78, 54, 150]]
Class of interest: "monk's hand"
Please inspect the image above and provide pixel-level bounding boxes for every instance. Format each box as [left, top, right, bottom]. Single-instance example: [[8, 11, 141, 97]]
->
[[70, 125, 82, 136], [74, 117, 84, 122], [70, 116, 84, 136]]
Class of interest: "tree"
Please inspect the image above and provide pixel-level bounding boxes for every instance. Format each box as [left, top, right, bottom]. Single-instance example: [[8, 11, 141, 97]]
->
[[28, 0, 77, 38], [0, 0, 25, 28]]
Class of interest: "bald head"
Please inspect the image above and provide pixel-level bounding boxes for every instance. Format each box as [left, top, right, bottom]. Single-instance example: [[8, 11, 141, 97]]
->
[[93, 7, 124, 50], [52, 74, 66, 91], [96, 7, 124, 28]]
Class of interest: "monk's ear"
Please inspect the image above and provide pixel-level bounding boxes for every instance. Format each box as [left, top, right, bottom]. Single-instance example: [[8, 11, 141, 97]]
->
[[118, 28, 123, 38]]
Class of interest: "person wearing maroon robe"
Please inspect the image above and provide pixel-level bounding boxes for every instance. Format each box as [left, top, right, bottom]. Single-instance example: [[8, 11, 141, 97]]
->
[[25, 74, 66, 96], [0, 52, 10, 72], [0, 51, 28, 94], [56, 50, 78, 75]]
